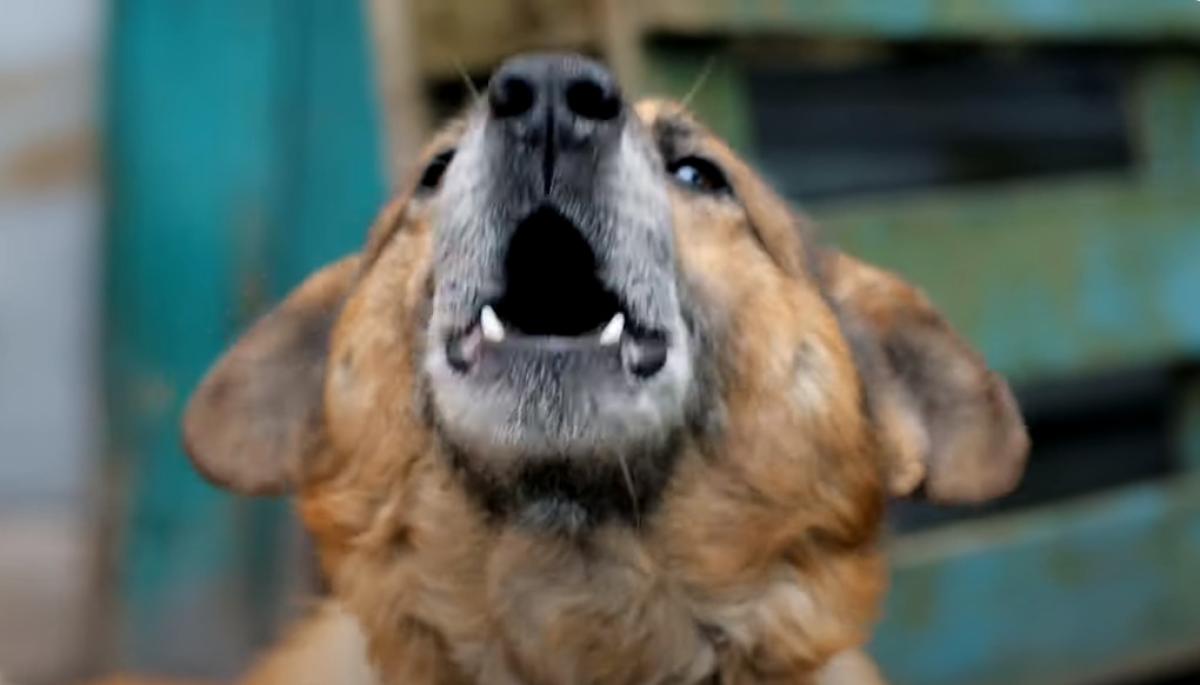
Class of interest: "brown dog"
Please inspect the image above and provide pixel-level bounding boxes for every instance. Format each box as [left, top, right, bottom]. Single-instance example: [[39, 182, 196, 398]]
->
[[183, 53, 1028, 685]]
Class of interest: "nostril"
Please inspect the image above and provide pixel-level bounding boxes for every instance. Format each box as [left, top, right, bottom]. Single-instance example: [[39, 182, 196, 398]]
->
[[565, 78, 620, 121], [490, 74, 536, 119]]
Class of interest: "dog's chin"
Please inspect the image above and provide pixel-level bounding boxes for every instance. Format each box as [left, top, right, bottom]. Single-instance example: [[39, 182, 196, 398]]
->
[[441, 433, 683, 535], [423, 315, 697, 532], [426, 371, 690, 533]]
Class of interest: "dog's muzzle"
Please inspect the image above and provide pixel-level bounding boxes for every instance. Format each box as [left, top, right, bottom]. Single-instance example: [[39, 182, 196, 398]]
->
[[422, 54, 695, 528]]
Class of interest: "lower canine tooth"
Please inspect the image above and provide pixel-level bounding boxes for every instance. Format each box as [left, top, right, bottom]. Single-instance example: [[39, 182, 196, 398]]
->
[[599, 313, 625, 346], [481, 305, 505, 342]]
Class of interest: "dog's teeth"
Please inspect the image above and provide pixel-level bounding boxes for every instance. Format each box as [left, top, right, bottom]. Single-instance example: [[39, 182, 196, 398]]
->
[[599, 313, 625, 346], [481, 305, 505, 342]]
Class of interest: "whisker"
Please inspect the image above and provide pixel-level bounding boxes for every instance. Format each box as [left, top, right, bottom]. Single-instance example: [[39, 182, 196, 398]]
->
[[681, 55, 718, 108], [452, 57, 481, 102], [616, 453, 641, 528]]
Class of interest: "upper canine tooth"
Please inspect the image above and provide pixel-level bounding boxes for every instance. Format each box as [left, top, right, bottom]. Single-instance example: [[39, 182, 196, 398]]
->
[[599, 313, 625, 346], [481, 305, 505, 342]]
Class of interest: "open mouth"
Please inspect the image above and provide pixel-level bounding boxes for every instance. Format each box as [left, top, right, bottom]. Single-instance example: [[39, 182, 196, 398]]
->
[[445, 207, 668, 378], [425, 95, 692, 528], [497, 207, 620, 337]]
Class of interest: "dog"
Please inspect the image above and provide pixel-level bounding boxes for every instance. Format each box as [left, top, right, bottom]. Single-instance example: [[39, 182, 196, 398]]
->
[[183, 53, 1029, 684]]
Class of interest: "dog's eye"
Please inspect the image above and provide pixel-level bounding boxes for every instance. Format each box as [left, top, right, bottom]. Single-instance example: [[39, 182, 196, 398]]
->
[[418, 149, 455, 191], [668, 156, 729, 194]]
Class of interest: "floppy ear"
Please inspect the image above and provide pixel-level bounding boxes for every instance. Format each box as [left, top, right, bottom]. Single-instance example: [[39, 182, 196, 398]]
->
[[823, 250, 1029, 503], [183, 256, 360, 495]]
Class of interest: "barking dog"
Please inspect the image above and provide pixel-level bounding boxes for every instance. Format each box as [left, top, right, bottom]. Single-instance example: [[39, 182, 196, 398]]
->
[[184, 53, 1028, 684]]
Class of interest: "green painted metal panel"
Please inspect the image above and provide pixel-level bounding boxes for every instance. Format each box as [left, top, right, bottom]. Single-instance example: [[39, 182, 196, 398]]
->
[[818, 177, 1200, 383], [104, 0, 383, 671], [871, 475, 1200, 685], [1134, 60, 1200, 182], [1176, 380, 1200, 474], [644, 51, 1200, 383], [648, 0, 1200, 42]]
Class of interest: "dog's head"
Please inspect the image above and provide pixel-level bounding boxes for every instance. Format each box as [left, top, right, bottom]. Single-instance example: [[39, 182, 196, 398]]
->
[[184, 54, 1027, 682]]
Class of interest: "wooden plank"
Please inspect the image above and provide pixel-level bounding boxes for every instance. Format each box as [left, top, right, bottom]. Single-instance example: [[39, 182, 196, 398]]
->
[[0, 514, 91, 682], [598, 0, 647, 97], [411, 0, 599, 78], [872, 475, 1200, 685], [816, 177, 1200, 383], [645, 0, 1200, 42], [104, 0, 383, 674], [367, 0, 430, 183]]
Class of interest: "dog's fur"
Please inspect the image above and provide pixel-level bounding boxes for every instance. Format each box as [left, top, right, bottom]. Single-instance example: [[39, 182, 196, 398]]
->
[[183, 55, 1028, 685]]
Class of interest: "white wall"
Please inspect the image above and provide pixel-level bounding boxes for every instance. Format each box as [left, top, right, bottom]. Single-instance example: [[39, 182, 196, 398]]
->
[[0, 0, 103, 680]]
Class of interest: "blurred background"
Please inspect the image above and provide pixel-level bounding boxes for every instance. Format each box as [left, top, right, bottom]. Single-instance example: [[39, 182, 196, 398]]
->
[[2, 0, 1200, 683]]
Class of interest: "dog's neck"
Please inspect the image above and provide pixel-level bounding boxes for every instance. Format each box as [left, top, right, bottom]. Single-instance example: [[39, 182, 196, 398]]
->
[[469, 526, 723, 684], [254, 602, 879, 685], [311, 452, 872, 685]]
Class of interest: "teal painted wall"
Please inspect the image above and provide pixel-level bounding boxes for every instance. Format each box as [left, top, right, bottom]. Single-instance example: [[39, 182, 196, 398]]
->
[[104, 0, 384, 670]]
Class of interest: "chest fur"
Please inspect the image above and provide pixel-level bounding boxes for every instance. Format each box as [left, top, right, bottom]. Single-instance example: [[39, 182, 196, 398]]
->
[[351, 527, 864, 685], [314, 450, 882, 685]]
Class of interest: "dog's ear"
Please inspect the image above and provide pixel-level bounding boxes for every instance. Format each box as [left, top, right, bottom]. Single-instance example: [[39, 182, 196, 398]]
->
[[822, 250, 1029, 503], [183, 256, 360, 495]]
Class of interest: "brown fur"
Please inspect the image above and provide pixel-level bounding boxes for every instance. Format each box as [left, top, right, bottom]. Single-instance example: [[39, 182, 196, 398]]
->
[[184, 98, 1028, 684]]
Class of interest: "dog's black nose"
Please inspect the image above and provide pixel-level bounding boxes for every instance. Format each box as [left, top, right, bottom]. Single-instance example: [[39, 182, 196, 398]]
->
[[486, 54, 625, 195], [488, 53, 623, 130]]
